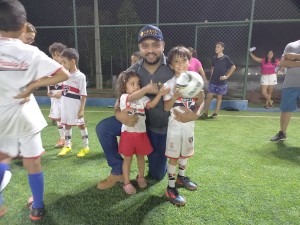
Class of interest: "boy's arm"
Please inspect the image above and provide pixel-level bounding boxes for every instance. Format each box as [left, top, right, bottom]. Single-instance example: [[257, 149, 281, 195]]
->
[[127, 82, 158, 102], [147, 86, 170, 109], [78, 95, 87, 119], [284, 53, 300, 61], [164, 88, 181, 112], [15, 68, 69, 99], [220, 65, 236, 80], [280, 58, 300, 68], [194, 91, 204, 116]]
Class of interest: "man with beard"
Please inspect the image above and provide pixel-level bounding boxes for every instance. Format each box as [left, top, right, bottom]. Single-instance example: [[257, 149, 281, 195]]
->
[[96, 25, 199, 189]]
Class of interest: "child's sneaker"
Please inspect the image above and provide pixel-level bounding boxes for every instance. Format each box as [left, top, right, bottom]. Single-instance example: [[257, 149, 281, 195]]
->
[[77, 147, 90, 158], [55, 139, 65, 148], [30, 207, 45, 222], [199, 113, 208, 120], [270, 131, 286, 142], [176, 175, 198, 191], [57, 146, 72, 156], [166, 186, 186, 206]]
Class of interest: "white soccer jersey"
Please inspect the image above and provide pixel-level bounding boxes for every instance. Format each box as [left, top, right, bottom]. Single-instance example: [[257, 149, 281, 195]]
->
[[0, 38, 64, 138], [163, 76, 196, 159], [61, 70, 87, 125], [119, 94, 150, 133]]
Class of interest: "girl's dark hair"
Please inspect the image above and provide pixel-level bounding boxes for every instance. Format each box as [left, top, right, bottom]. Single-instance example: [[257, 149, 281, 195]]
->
[[265, 50, 276, 64], [115, 70, 140, 98], [167, 46, 191, 65], [25, 22, 36, 34], [61, 48, 79, 63]]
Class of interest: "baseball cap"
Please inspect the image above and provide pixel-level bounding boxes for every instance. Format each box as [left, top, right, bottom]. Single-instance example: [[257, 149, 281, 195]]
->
[[138, 25, 164, 43]]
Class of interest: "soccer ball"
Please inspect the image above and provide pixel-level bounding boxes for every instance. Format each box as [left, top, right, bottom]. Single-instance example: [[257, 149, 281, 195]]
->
[[176, 71, 204, 98]]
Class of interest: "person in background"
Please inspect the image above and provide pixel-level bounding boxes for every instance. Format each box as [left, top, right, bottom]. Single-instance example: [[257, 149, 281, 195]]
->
[[200, 42, 236, 119], [188, 47, 208, 86], [48, 42, 68, 148], [131, 51, 142, 65], [249, 48, 279, 109], [18, 22, 36, 45], [58, 48, 90, 158], [270, 40, 300, 142], [188, 47, 207, 113]]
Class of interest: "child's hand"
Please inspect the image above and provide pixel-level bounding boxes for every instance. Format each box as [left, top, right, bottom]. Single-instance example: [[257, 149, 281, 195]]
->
[[144, 81, 158, 94], [173, 88, 182, 99], [47, 92, 53, 97], [78, 109, 84, 119], [14, 82, 36, 100], [52, 91, 62, 99], [158, 86, 170, 96]]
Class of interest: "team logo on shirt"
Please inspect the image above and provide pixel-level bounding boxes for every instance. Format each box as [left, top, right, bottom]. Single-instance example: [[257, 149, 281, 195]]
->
[[63, 85, 70, 95]]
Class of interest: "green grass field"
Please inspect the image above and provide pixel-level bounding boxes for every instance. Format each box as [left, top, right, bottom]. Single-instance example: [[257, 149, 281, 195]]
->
[[2, 106, 300, 225]]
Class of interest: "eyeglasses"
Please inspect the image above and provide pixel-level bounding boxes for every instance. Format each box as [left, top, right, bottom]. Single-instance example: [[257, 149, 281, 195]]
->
[[26, 37, 35, 45]]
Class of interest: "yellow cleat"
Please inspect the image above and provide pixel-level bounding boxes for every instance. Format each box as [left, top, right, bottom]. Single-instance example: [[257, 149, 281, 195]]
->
[[77, 147, 90, 158], [57, 146, 72, 156]]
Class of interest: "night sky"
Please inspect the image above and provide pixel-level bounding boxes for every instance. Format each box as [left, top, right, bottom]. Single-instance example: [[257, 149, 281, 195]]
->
[[19, 0, 300, 71]]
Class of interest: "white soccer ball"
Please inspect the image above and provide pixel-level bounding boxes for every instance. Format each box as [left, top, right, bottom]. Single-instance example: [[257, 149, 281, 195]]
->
[[176, 71, 204, 98]]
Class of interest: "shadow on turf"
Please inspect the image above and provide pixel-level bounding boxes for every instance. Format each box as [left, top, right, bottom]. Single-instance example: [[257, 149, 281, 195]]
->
[[42, 184, 167, 225], [271, 141, 300, 164]]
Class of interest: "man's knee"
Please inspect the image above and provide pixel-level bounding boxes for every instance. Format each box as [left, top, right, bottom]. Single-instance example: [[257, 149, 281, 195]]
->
[[150, 169, 166, 180]]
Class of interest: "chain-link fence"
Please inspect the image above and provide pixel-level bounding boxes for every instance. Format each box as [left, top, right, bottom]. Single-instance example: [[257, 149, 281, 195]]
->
[[20, 0, 300, 100]]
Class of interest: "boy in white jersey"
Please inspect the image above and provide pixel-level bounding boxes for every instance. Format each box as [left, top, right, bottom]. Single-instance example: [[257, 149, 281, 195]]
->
[[58, 48, 90, 158], [0, 0, 69, 221], [163, 46, 204, 206], [48, 42, 68, 148]]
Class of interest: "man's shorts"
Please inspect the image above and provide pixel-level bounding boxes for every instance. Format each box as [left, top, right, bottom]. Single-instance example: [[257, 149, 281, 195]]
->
[[208, 83, 228, 95], [0, 132, 45, 158], [260, 74, 277, 85], [280, 87, 300, 112], [165, 119, 194, 159]]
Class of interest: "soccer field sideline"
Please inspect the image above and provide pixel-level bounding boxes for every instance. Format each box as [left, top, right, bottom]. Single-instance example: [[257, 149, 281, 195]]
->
[[40, 108, 300, 119]]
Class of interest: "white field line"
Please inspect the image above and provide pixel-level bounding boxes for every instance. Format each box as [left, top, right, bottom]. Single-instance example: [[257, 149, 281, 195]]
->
[[40, 108, 300, 119]]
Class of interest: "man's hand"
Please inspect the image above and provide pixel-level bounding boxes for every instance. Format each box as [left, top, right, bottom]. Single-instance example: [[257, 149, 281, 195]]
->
[[173, 107, 198, 123], [116, 108, 138, 127]]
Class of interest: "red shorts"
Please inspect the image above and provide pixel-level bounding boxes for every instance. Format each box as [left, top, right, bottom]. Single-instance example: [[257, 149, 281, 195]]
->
[[119, 131, 153, 157]]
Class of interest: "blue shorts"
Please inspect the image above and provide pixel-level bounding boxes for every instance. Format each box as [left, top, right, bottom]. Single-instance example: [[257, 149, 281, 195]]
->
[[208, 83, 228, 95], [280, 88, 300, 112]]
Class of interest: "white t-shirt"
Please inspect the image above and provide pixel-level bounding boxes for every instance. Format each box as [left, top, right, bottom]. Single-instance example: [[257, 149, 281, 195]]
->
[[61, 70, 87, 125], [0, 38, 64, 138], [119, 94, 150, 133], [282, 40, 300, 88]]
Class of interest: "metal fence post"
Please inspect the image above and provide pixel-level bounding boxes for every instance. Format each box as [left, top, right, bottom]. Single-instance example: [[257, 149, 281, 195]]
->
[[243, 0, 256, 100], [72, 0, 78, 51], [94, 0, 102, 89]]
